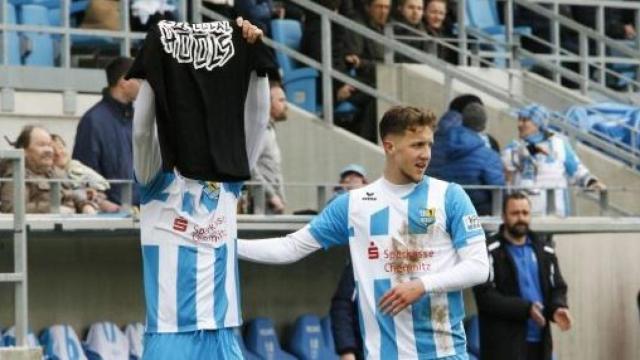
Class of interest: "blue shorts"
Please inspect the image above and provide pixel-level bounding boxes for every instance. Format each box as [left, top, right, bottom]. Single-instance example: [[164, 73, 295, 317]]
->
[[142, 328, 243, 360]]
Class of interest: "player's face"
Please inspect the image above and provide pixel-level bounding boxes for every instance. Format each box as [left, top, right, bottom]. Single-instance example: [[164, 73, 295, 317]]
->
[[400, 0, 424, 26], [387, 126, 433, 183], [425, 1, 446, 31], [503, 198, 531, 237]]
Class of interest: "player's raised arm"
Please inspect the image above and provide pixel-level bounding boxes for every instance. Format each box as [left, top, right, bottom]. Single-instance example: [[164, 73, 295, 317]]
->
[[132, 80, 162, 185], [244, 71, 270, 171]]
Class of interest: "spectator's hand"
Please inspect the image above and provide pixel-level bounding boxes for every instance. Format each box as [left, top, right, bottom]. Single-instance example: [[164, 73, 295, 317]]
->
[[336, 85, 356, 101], [345, 54, 361, 69], [379, 279, 425, 316], [340, 354, 357, 360], [81, 203, 98, 215], [553, 308, 572, 331], [530, 302, 546, 328], [586, 180, 606, 192], [236, 17, 263, 43], [268, 195, 285, 214], [624, 24, 636, 39]]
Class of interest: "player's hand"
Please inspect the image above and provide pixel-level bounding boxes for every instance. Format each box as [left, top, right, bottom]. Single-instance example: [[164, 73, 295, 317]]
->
[[378, 279, 425, 316], [530, 302, 546, 328], [236, 17, 263, 43], [340, 353, 356, 360], [553, 307, 572, 331]]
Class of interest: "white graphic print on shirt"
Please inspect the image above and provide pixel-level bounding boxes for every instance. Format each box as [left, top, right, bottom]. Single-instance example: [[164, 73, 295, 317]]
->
[[158, 21, 235, 70]]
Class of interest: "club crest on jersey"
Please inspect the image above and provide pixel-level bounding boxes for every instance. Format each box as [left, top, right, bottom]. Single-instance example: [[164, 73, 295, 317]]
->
[[202, 181, 221, 200], [420, 207, 436, 228]]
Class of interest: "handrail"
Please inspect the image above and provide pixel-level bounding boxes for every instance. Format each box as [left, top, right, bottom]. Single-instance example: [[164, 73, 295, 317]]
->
[[0, 150, 28, 347]]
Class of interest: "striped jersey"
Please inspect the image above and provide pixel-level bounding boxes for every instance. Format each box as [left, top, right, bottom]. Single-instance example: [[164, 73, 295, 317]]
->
[[139, 170, 243, 333], [309, 176, 484, 360]]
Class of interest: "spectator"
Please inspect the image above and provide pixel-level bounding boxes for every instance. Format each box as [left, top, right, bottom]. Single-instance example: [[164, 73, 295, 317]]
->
[[439, 94, 500, 152], [73, 57, 140, 206], [502, 104, 605, 216], [328, 163, 368, 204], [51, 134, 121, 213], [329, 262, 363, 360], [1, 126, 97, 214], [251, 83, 289, 214], [202, 0, 236, 20], [427, 102, 505, 215], [130, 0, 176, 32], [474, 192, 572, 360], [81, 0, 121, 30], [393, 0, 427, 63], [339, 0, 391, 142], [422, 0, 455, 63]]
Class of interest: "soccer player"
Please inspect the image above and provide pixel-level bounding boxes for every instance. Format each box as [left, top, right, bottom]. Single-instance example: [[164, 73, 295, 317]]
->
[[238, 106, 490, 360], [130, 18, 268, 359]]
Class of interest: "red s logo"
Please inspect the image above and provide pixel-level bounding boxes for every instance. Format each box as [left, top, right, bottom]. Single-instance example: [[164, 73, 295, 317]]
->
[[173, 217, 188, 232], [368, 242, 379, 260]]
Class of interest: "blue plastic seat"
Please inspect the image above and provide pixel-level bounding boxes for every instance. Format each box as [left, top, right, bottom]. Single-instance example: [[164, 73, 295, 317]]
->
[[5, 3, 21, 65], [320, 316, 336, 353], [19, 4, 55, 66], [124, 322, 144, 360], [84, 322, 129, 360], [245, 317, 297, 360], [234, 329, 261, 360], [464, 315, 480, 357], [465, 0, 532, 68], [2, 326, 40, 348], [40, 324, 87, 360], [271, 19, 319, 113], [289, 314, 338, 360]]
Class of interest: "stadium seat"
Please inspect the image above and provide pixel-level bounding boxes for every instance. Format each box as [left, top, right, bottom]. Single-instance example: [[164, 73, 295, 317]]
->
[[124, 323, 144, 360], [40, 324, 87, 360], [464, 315, 480, 357], [465, 0, 532, 68], [84, 322, 129, 360], [271, 19, 319, 113], [5, 3, 21, 65], [245, 317, 297, 360], [288, 314, 338, 360], [19, 4, 55, 66], [1, 326, 40, 348], [320, 316, 336, 353], [234, 329, 261, 360]]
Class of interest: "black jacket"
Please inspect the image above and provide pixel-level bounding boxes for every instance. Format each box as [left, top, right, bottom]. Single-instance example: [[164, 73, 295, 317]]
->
[[329, 262, 363, 360], [473, 228, 568, 360]]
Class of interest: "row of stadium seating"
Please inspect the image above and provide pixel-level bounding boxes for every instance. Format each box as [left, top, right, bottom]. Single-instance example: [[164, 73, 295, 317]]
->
[[0, 314, 482, 359]]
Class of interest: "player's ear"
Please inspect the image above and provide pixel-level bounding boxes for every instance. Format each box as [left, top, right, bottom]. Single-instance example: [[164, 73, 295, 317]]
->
[[382, 138, 395, 154]]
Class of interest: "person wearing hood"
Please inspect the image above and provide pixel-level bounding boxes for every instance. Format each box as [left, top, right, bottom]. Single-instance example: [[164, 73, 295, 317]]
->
[[502, 104, 605, 216], [427, 102, 505, 215]]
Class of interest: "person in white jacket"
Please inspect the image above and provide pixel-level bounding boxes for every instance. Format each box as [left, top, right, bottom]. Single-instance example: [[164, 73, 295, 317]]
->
[[502, 104, 605, 216]]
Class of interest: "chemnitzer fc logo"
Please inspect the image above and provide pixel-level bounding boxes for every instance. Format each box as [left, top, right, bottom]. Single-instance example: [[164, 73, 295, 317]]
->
[[420, 207, 436, 228], [362, 192, 377, 201]]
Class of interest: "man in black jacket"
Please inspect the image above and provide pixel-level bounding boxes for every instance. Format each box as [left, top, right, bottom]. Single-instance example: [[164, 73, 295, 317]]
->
[[473, 192, 572, 360]]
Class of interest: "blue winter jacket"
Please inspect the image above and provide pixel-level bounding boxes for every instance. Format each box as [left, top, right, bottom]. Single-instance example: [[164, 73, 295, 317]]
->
[[427, 125, 505, 215], [72, 90, 139, 206]]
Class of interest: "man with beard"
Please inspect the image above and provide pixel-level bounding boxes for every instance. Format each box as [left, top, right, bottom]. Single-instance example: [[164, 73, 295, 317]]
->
[[473, 192, 571, 360]]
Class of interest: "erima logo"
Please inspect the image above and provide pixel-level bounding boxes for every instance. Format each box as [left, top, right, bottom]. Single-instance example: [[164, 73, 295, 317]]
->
[[173, 217, 188, 232], [463, 214, 482, 232], [362, 192, 377, 201], [368, 242, 379, 259]]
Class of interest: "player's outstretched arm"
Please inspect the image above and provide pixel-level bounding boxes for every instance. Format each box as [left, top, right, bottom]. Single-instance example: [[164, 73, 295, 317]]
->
[[237, 226, 322, 264], [244, 71, 270, 171], [132, 80, 162, 185]]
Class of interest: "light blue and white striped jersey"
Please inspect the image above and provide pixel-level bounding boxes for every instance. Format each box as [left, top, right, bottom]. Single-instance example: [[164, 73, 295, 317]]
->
[[40, 324, 86, 360], [309, 176, 484, 360], [139, 170, 243, 333]]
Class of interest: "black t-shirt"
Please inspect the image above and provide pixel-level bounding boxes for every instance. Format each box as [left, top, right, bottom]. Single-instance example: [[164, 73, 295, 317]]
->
[[127, 20, 272, 182]]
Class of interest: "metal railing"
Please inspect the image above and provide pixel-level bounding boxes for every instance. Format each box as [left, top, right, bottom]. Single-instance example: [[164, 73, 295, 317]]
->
[[0, 150, 28, 347]]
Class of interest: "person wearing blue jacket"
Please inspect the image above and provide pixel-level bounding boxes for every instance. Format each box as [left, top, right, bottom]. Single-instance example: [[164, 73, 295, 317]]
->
[[427, 102, 505, 215], [72, 57, 140, 206]]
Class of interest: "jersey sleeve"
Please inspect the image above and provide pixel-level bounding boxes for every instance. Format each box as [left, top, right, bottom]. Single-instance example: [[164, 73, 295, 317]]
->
[[308, 192, 351, 249], [445, 183, 485, 249]]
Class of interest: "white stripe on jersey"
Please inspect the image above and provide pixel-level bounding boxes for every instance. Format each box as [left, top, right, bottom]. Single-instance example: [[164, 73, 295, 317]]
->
[[157, 246, 179, 333], [196, 248, 215, 329], [430, 292, 455, 358]]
